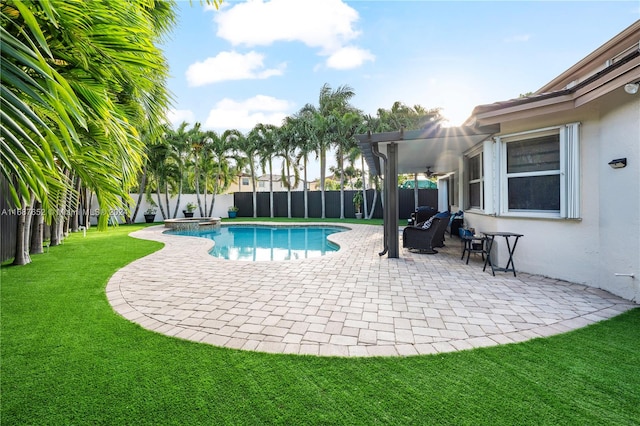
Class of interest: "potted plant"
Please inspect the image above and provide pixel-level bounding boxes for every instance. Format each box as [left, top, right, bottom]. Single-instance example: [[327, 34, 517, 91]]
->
[[352, 192, 364, 219], [183, 202, 196, 218], [228, 205, 239, 219], [143, 207, 157, 223]]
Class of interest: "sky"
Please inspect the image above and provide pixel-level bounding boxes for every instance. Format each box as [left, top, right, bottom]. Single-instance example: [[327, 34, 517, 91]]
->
[[162, 0, 639, 180]]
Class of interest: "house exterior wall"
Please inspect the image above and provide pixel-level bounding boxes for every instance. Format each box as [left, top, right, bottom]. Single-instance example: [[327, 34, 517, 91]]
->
[[226, 176, 307, 193], [463, 89, 639, 302], [596, 91, 639, 301]]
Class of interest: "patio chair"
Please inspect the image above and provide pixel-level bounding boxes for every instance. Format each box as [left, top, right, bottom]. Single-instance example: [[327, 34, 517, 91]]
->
[[407, 206, 438, 226], [402, 211, 451, 254], [431, 211, 451, 248]]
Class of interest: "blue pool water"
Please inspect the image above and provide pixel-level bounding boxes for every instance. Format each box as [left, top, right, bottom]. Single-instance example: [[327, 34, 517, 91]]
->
[[166, 225, 345, 261]]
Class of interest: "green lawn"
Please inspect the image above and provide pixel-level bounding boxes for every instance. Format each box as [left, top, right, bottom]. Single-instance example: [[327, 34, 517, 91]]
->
[[2, 222, 639, 425]]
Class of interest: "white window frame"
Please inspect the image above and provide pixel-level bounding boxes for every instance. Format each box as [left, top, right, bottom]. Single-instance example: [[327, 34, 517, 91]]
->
[[495, 123, 580, 219], [464, 147, 484, 212]]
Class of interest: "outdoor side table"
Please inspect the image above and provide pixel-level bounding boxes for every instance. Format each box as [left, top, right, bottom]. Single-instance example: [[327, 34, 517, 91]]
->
[[460, 235, 487, 264], [482, 232, 524, 277]]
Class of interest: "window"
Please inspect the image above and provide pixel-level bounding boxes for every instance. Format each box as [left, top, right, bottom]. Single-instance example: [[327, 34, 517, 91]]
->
[[497, 123, 580, 218], [258, 181, 265, 189], [506, 134, 560, 211], [466, 151, 483, 210], [242, 177, 249, 186], [446, 174, 458, 209]]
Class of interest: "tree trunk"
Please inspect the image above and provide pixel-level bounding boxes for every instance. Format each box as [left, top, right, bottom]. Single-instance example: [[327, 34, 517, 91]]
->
[[303, 156, 309, 218], [50, 215, 64, 247], [85, 189, 93, 229], [210, 170, 222, 217], [131, 163, 148, 223], [30, 201, 44, 255], [71, 176, 81, 232], [251, 164, 257, 218], [194, 160, 204, 216], [204, 176, 210, 217], [367, 190, 378, 220], [63, 214, 70, 237], [50, 218, 60, 246], [164, 182, 171, 219], [13, 196, 33, 265], [172, 178, 182, 219], [269, 159, 274, 218], [320, 150, 326, 218], [338, 149, 345, 219], [207, 194, 216, 217]]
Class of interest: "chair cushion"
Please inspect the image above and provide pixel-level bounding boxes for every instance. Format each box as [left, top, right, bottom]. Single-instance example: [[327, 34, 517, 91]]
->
[[422, 217, 435, 229]]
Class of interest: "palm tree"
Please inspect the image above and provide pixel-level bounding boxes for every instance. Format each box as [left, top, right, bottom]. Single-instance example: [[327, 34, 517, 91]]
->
[[209, 129, 242, 217], [2, 0, 181, 264], [230, 131, 256, 217], [250, 124, 278, 218], [299, 83, 356, 218], [167, 122, 192, 218], [277, 118, 301, 218], [294, 111, 317, 219], [332, 110, 362, 218]]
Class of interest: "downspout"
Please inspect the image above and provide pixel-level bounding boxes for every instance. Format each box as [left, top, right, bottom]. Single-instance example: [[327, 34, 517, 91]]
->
[[371, 135, 388, 256]]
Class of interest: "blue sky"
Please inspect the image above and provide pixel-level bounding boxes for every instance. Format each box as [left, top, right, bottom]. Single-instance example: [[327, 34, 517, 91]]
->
[[163, 0, 638, 179]]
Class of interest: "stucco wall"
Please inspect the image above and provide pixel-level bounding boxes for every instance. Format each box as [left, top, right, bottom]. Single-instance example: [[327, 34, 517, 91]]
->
[[596, 91, 640, 301], [87, 193, 235, 225], [464, 89, 639, 302]]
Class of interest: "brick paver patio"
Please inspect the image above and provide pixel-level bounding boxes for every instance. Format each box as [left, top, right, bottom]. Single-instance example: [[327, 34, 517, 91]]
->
[[106, 223, 636, 357]]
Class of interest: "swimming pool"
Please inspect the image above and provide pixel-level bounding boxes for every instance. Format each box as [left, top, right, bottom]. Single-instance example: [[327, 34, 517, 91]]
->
[[166, 225, 345, 261]]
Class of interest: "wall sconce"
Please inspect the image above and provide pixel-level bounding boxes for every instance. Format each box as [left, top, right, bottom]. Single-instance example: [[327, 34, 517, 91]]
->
[[608, 158, 627, 169], [624, 83, 639, 94]]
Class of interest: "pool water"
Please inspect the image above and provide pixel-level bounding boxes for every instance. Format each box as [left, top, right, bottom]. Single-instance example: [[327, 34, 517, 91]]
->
[[166, 225, 344, 261]]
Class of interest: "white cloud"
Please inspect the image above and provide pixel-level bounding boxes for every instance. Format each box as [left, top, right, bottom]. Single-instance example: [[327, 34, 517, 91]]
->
[[167, 109, 195, 128], [214, 0, 374, 69], [216, 0, 360, 51], [204, 95, 293, 131], [326, 46, 375, 70], [186, 51, 285, 86]]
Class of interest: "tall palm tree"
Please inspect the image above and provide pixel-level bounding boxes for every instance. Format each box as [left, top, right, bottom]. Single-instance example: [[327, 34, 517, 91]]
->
[[299, 83, 356, 218], [318, 85, 356, 216], [168, 122, 192, 218], [229, 130, 261, 216], [277, 118, 301, 218], [209, 129, 241, 217], [333, 110, 362, 218], [250, 123, 278, 218], [2, 0, 181, 264], [291, 108, 317, 218]]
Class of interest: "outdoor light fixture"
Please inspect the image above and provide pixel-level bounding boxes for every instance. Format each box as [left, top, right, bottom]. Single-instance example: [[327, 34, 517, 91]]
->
[[624, 83, 639, 94], [608, 158, 627, 169]]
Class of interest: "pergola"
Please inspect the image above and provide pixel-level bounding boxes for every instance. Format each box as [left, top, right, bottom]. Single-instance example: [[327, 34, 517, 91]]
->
[[355, 124, 498, 258]]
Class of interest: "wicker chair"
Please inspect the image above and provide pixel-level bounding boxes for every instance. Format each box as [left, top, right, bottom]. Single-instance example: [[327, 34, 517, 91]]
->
[[403, 212, 451, 254], [408, 206, 438, 226]]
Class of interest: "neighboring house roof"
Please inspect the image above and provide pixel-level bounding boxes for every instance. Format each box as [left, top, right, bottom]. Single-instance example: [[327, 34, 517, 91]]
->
[[257, 174, 279, 182], [467, 20, 640, 127]]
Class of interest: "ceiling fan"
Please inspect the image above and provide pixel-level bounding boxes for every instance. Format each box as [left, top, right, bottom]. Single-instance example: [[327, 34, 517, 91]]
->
[[424, 166, 439, 178]]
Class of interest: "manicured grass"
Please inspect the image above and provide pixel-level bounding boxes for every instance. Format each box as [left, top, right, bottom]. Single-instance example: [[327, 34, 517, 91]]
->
[[2, 223, 639, 425]]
